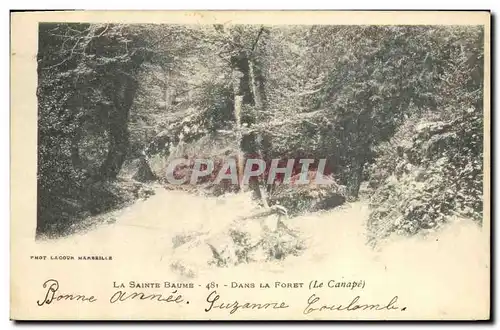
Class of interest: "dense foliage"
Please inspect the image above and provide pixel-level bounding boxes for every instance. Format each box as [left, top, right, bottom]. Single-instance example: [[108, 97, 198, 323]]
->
[[366, 27, 484, 243]]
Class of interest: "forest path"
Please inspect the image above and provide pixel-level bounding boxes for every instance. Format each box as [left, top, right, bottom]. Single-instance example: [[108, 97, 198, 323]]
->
[[44, 186, 368, 260], [40, 185, 372, 269]]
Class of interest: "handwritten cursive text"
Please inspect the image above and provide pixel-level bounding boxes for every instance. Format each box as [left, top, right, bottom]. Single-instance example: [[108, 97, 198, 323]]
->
[[304, 294, 405, 315], [205, 290, 289, 315], [37, 279, 97, 306], [109, 290, 185, 304]]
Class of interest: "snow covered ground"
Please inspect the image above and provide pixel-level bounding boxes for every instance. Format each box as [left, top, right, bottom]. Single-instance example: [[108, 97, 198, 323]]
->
[[33, 186, 489, 319]]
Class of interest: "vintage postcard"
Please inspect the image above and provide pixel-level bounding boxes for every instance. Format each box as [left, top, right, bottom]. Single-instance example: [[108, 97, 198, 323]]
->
[[10, 10, 490, 320]]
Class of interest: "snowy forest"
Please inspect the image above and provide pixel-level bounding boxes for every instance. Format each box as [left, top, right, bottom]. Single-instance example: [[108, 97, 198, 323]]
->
[[36, 23, 484, 260]]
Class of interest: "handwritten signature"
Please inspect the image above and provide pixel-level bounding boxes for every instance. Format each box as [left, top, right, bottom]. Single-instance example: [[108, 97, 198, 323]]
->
[[303, 294, 406, 314], [205, 290, 289, 314]]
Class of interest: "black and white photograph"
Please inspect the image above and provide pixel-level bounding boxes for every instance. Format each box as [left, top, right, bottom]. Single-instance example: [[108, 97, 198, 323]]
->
[[10, 11, 490, 320]]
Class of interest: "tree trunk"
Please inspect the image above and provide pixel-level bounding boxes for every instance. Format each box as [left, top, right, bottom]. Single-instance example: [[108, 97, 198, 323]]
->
[[247, 57, 269, 208], [233, 93, 244, 191], [231, 65, 244, 191], [100, 75, 138, 180], [347, 157, 365, 200], [100, 108, 130, 179], [227, 28, 270, 207], [248, 59, 263, 109]]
